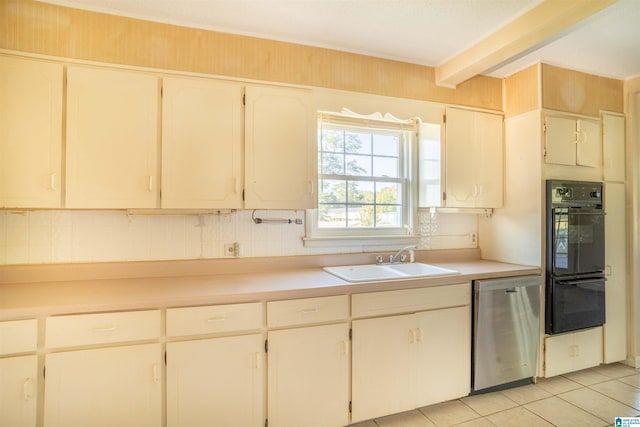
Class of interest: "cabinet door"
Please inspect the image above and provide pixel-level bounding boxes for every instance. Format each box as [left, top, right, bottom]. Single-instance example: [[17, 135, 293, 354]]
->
[[268, 323, 349, 427], [603, 182, 626, 363], [0, 355, 37, 427], [445, 108, 503, 208], [544, 327, 602, 377], [44, 343, 162, 427], [161, 77, 243, 208], [66, 66, 159, 208], [602, 113, 625, 182], [415, 306, 471, 407], [576, 119, 601, 167], [544, 116, 577, 166], [445, 108, 477, 207], [167, 334, 264, 427], [351, 314, 415, 422], [475, 112, 504, 207], [244, 85, 317, 209], [0, 56, 62, 208]]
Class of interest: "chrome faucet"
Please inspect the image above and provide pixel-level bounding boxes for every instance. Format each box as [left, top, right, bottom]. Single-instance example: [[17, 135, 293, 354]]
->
[[389, 245, 417, 264]]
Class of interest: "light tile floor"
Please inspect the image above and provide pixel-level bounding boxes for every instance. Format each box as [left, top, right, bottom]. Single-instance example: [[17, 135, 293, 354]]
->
[[350, 363, 640, 427]]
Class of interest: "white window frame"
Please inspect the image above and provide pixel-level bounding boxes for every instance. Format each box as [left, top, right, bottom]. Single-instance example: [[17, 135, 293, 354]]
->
[[304, 111, 419, 247]]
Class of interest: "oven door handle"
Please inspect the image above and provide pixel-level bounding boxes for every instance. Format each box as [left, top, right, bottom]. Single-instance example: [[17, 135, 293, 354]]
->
[[563, 211, 605, 216], [557, 278, 607, 286]]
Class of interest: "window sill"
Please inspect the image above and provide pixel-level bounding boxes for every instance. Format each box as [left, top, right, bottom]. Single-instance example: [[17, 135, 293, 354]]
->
[[302, 235, 419, 248]]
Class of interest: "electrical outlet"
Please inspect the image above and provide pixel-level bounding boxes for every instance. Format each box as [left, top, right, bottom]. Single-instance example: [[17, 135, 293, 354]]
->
[[224, 243, 238, 257], [471, 233, 477, 244]]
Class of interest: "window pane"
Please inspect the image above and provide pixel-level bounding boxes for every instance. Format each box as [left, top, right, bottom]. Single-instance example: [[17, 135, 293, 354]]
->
[[318, 204, 346, 228], [376, 182, 401, 205], [321, 128, 344, 152], [347, 204, 367, 228], [373, 156, 399, 178], [320, 179, 346, 203], [321, 152, 344, 175], [345, 131, 371, 154], [376, 205, 402, 228], [346, 154, 371, 176], [348, 181, 374, 204], [372, 134, 399, 156]]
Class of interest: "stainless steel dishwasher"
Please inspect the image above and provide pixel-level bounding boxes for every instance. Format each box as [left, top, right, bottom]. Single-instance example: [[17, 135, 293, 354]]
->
[[472, 276, 541, 393]]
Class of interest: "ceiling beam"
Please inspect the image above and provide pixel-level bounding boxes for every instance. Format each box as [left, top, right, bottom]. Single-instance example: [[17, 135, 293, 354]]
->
[[435, 0, 618, 87]]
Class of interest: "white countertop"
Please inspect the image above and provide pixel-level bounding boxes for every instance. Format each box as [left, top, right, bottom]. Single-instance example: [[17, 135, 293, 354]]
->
[[0, 251, 540, 320]]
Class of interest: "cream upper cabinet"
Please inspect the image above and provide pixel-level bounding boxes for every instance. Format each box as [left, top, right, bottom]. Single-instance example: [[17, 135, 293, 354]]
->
[[0, 56, 63, 208], [544, 115, 601, 168], [161, 77, 243, 209], [244, 85, 317, 209], [602, 113, 626, 182], [603, 182, 627, 363], [445, 108, 503, 208], [65, 66, 159, 208]]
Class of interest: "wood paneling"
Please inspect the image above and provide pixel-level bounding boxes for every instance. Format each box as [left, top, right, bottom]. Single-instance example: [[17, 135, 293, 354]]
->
[[542, 63, 623, 116], [504, 64, 540, 117], [0, 0, 502, 110]]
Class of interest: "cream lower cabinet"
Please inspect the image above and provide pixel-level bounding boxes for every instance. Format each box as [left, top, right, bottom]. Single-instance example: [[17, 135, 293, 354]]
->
[[0, 55, 63, 208], [351, 283, 471, 422], [267, 295, 350, 427], [0, 319, 38, 427], [43, 343, 162, 427], [165, 302, 265, 427], [166, 334, 264, 427], [544, 327, 603, 377]]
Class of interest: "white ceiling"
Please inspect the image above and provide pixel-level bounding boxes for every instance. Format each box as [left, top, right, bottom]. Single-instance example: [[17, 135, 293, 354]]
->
[[39, 0, 640, 81]]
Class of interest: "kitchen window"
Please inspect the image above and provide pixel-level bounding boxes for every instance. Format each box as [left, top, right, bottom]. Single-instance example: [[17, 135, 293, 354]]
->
[[305, 111, 419, 245]]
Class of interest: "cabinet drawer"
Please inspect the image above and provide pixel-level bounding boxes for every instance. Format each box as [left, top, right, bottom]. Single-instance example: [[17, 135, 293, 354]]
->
[[0, 319, 38, 355], [352, 283, 470, 318], [46, 310, 160, 348], [267, 295, 349, 328], [167, 302, 263, 337]]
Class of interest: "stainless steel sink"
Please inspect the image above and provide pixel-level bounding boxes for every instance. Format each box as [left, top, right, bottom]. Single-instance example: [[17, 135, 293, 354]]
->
[[323, 263, 459, 282]]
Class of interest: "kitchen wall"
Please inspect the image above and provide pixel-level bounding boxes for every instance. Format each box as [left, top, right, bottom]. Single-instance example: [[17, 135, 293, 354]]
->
[[0, 209, 477, 265]]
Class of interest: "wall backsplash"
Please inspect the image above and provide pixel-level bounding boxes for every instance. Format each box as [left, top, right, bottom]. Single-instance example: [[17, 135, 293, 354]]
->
[[0, 209, 477, 265]]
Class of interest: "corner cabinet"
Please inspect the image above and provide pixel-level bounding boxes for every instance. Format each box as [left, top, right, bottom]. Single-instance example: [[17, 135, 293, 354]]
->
[[65, 66, 160, 209], [244, 85, 317, 209], [161, 77, 243, 209], [350, 283, 471, 422], [445, 108, 503, 208], [0, 55, 63, 208]]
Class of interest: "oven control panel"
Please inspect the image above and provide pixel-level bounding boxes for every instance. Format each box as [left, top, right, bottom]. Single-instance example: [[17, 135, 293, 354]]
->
[[548, 180, 603, 207]]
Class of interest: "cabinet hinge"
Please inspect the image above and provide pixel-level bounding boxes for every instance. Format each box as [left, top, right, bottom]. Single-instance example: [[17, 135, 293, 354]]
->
[[43, 365, 46, 380], [242, 189, 245, 201], [443, 191, 447, 201], [265, 418, 268, 427], [164, 351, 167, 365], [243, 93, 246, 106], [349, 401, 352, 414], [264, 339, 268, 353], [443, 114, 446, 124], [349, 328, 352, 341]]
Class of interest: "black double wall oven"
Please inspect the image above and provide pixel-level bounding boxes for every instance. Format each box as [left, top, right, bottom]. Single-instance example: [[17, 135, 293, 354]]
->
[[546, 180, 606, 335]]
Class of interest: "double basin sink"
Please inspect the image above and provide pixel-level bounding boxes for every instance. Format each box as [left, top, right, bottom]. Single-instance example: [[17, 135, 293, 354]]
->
[[324, 262, 459, 283]]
